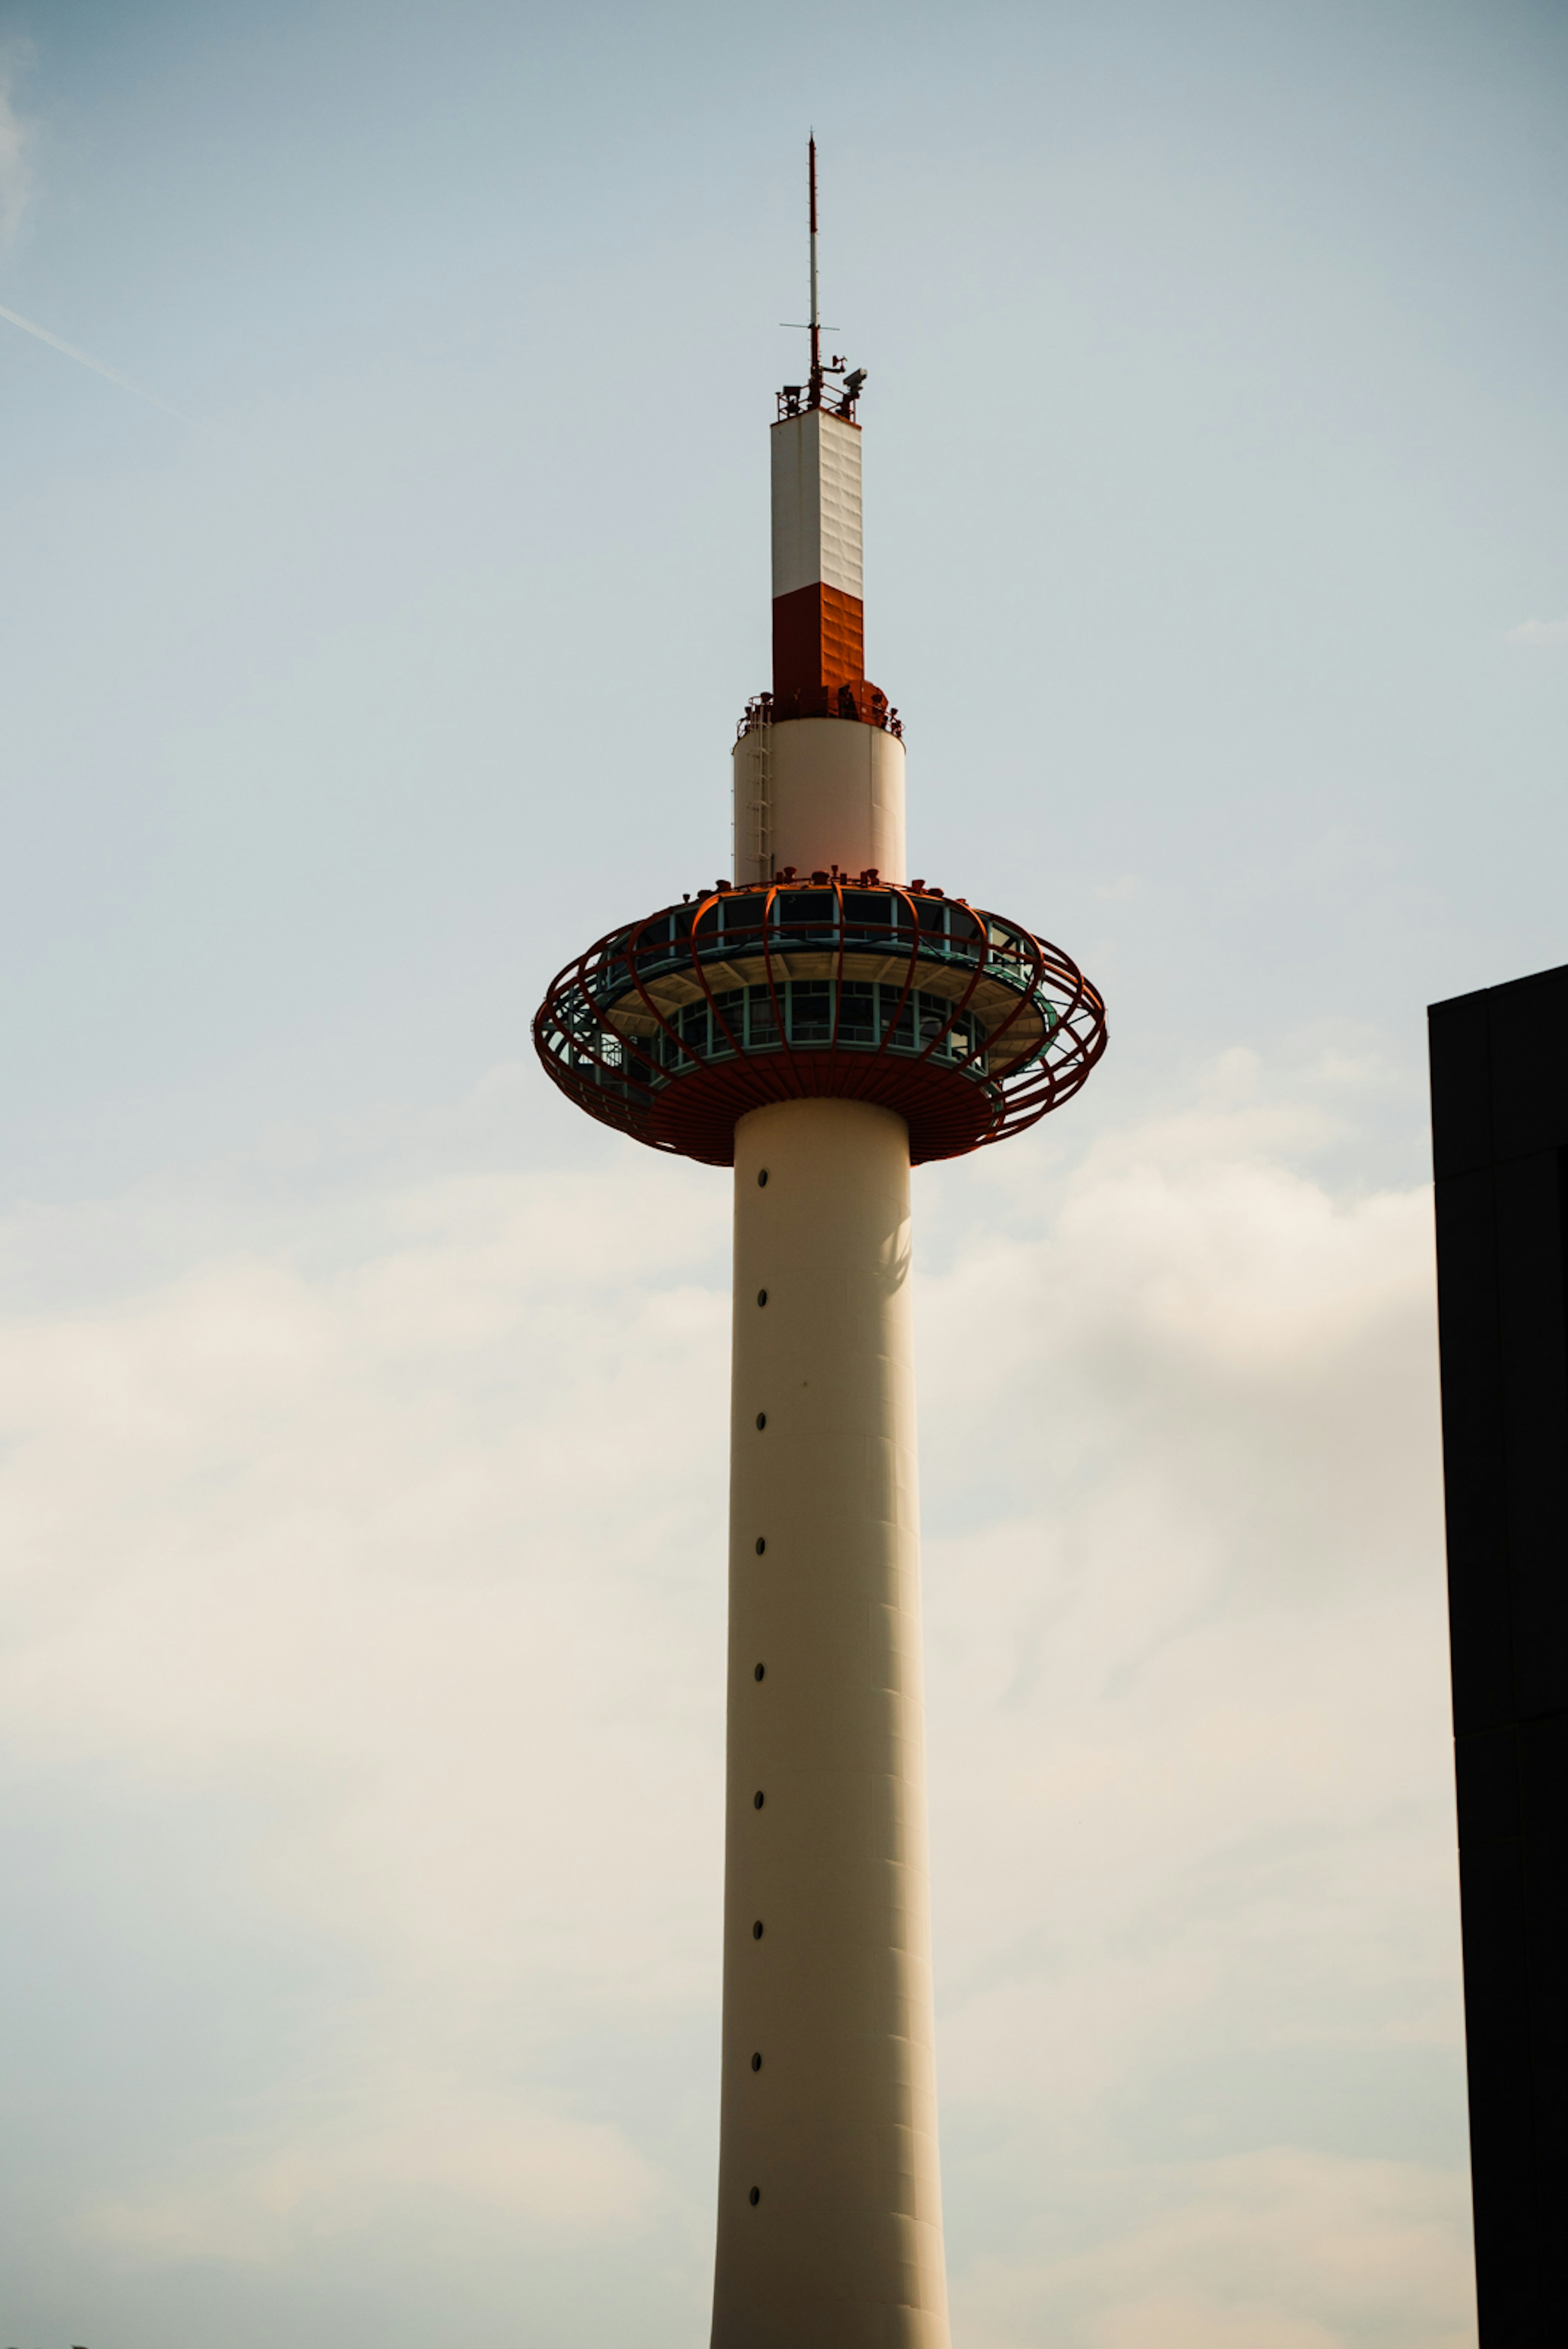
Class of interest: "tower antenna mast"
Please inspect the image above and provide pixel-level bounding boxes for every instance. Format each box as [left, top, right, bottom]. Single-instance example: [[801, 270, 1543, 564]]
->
[[808, 134, 821, 408]]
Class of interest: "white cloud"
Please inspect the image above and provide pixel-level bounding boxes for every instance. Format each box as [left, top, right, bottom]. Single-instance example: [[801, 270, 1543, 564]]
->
[[0, 1153, 729, 2313], [956, 2150, 1474, 2349], [1504, 617, 1568, 646], [916, 1091, 1468, 2344], [83, 2091, 667, 2265], [0, 1072, 1471, 2340], [0, 1161, 732, 1979], [0, 50, 33, 247]]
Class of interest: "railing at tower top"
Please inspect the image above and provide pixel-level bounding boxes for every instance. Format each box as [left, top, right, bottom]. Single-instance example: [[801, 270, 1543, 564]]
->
[[611, 884, 1031, 980], [776, 373, 864, 423], [737, 687, 903, 740]]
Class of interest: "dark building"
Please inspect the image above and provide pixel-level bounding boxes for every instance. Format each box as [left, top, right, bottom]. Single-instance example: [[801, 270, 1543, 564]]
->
[[1430, 962, 1568, 2342]]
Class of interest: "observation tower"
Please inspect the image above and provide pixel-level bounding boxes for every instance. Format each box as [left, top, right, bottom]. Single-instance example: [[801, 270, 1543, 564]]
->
[[535, 142, 1107, 2349]]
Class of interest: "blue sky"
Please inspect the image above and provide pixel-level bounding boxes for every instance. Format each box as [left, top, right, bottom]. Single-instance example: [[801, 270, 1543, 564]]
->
[[0, 2, 1564, 2342]]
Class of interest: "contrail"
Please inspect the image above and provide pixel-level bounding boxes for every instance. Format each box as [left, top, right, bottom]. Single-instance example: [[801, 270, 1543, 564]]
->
[[0, 299, 199, 427]]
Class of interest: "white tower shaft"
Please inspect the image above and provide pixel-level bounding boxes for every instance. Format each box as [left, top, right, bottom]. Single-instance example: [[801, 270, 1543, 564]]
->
[[713, 1096, 951, 2348], [711, 142, 950, 2342]]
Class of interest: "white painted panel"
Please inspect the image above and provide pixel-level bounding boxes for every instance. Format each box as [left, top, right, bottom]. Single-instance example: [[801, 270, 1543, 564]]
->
[[815, 410, 863, 599], [770, 410, 863, 600]]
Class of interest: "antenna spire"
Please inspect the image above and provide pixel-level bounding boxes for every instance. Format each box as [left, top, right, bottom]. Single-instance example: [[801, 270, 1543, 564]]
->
[[808, 134, 821, 407], [776, 136, 864, 424]]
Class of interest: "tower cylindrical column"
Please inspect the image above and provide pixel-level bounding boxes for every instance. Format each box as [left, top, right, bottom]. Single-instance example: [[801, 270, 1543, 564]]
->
[[712, 1095, 951, 2349], [733, 716, 907, 887]]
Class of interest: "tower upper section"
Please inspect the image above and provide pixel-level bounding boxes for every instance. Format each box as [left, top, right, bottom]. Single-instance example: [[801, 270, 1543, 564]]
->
[[750, 137, 890, 735], [531, 140, 1108, 1169], [771, 408, 864, 711], [772, 409, 862, 603]]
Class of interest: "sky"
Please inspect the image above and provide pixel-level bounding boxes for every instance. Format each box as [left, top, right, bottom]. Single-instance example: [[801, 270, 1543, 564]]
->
[[0, 0, 1565, 2342]]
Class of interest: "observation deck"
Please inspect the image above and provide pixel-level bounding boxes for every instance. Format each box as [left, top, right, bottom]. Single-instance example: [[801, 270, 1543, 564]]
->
[[533, 877, 1107, 1167]]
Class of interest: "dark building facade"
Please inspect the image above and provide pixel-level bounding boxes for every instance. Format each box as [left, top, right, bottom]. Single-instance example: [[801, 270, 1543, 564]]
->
[[1430, 962, 1568, 2342]]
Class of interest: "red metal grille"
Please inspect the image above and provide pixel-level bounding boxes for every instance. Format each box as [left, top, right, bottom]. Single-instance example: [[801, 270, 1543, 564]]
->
[[534, 882, 1107, 1168]]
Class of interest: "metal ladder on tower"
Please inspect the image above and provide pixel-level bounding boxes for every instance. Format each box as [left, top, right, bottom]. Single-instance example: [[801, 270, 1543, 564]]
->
[[744, 710, 773, 885]]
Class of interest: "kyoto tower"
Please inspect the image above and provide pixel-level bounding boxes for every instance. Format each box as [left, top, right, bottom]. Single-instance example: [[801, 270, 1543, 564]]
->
[[535, 142, 1107, 2349]]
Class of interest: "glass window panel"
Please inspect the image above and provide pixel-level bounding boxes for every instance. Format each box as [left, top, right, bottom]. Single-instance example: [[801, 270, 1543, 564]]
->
[[842, 891, 891, 940], [838, 980, 875, 1041], [880, 982, 915, 1045], [776, 893, 834, 929], [719, 906, 764, 949], [790, 978, 831, 1040]]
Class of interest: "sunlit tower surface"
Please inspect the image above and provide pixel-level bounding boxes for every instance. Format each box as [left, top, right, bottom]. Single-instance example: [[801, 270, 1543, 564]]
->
[[535, 143, 1107, 2348]]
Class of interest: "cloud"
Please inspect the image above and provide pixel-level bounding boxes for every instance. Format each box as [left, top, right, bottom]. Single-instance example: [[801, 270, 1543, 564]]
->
[[1504, 617, 1568, 646], [955, 2149, 1475, 2349], [0, 297, 202, 426], [0, 54, 205, 431], [0, 1161, 732, 1971], [0, 1154, 729, 2318], [0, 1073, 1471, 2340], [83, 2093, 667, 2265], [915, 1092, 1468, 2344], [0, 49, 33, 246]]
